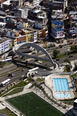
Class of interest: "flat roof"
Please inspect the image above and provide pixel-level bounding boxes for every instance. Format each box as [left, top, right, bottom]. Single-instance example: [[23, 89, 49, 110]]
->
[[0, 37, 10, 43], [33, 9, 41, 13], [2, 1, 11, 5], [69, 11, 77, 15], [23, 29, 32, 32], [6, 15, 16, 18], [0, 11, 6, 16], [0, 16, 6, 19], [74, 99, 77, 103], [53, 1, 63, 3], [38, 16, 46, 19]]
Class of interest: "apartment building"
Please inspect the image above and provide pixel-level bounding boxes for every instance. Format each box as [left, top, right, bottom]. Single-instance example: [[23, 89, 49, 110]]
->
[[51, 20, 65, 39], [6, 29, 37, 46], [0, 37, 12, 54]]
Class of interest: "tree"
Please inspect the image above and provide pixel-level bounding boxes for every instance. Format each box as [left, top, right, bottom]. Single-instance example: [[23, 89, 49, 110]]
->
[[71, 45, 77, 53], [64, 58, 71, 72], [64, 65, 71, 72], [52, 49, 60, 59], [0, 61, 5, 68], [64, 58, 70, 64], [74, 63, 77, 71]]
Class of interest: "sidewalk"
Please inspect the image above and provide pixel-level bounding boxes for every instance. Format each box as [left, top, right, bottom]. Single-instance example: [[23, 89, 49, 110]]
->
[[71, 59, 77, 71]]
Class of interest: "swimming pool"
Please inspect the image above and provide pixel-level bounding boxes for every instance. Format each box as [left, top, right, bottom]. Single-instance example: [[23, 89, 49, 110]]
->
[[56, 93, 72, 98], [53, 78, 70, 91]]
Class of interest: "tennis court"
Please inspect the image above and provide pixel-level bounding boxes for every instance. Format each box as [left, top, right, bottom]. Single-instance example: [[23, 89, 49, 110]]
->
[[6, 92, 63, 116]]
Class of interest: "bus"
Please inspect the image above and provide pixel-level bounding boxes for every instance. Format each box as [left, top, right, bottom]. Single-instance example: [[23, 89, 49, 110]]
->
[[28, 67, 39, 72], [1, 79, 11, 87]]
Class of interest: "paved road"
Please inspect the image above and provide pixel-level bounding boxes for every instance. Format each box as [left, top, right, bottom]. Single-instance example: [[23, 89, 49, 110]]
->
[[0, 64, 18, 76], [13, 41, 77, 69], [54, 54, 77, 65], [0, 64, 28, 90], [0, 46, 77, 90]]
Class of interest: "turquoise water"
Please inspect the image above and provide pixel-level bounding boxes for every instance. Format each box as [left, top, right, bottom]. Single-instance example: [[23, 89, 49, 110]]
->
[[56, 93, 72, 98], [53, 78, 70, 91]]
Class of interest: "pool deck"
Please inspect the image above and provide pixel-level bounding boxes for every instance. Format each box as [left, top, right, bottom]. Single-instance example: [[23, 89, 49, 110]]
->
[[45, 74, 75, 100]]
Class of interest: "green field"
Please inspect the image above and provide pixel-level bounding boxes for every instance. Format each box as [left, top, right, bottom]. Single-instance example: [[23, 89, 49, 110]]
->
[[0, 108, 16, 116], [4, 87, 23, 96], [7, 92, 63, 116]]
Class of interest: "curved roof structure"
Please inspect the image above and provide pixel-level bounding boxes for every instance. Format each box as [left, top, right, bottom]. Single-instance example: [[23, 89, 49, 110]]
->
[[15, 42, 56, 68]]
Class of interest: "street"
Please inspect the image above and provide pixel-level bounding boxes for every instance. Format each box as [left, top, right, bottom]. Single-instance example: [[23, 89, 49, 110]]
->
[[0, 41, 77, 90], [0, 63, 28, 90]]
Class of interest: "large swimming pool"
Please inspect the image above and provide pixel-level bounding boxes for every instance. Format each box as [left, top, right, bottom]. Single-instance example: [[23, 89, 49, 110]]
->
[[56, 93, 72, 98], [53, 78, 70, 91]]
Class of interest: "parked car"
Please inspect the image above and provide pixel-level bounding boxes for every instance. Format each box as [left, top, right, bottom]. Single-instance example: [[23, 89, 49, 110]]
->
[[69, 55, 73, 58], [56, 59, 60, 61], [59, 45, 62, 48], [8, 73, 15, 77], [22, 69, 25, 71]]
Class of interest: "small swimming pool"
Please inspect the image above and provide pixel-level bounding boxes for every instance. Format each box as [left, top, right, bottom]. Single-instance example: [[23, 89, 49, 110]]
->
[[53, 78, 70, 91], [56, 93, 72, 98]]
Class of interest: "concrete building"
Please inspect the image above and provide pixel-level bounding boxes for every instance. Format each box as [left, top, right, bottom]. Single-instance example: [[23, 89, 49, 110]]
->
[[17, 21, 24, 30], [65, 100, 77, 116], [74, 99, 77, 109], [68, 0, 77, 6], [33, 0, 41, 6], [0, 37, 12, 54], [43, 0, 68, 10], [0, 16, 6, 27], [14, 8, 29, 19], [6, 29, 37, 46], [28, 8, 47, 29], [51, 20, 65, 39], [68, 11, 77, 37]]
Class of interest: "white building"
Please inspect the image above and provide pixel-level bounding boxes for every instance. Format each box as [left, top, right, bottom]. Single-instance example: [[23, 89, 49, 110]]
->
[[33, 0, 42, 6], [74, 99, 77, 109], [18, 8, 28, 19]]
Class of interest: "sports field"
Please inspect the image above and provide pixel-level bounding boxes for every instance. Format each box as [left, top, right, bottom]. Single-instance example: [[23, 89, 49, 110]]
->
[[7, 92, 63, 116]]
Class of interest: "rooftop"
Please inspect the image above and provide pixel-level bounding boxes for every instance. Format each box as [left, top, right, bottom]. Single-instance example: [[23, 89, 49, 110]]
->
[[33, 9, 41, 13], [74, 99, 77, 103], [2, 0, 11, 5], [0, 16, 6, 19], [0, 37, 10, 43]]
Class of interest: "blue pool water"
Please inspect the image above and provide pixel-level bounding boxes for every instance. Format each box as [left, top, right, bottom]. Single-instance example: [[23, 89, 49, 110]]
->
[[53, 78, 70, 91], [56, 93, 72, 98]]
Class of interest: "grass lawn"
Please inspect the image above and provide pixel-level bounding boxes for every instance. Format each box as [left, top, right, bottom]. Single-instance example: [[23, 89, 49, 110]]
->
[[57, 53, 68, 58], [0, 108, 16, 116], [4, 87, 23, 96], [7, 92, 63, 116], [0, 81, 28, 97]]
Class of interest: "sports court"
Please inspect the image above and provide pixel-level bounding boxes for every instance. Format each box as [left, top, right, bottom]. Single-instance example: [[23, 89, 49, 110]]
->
[[6, 92, 63, 116]]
